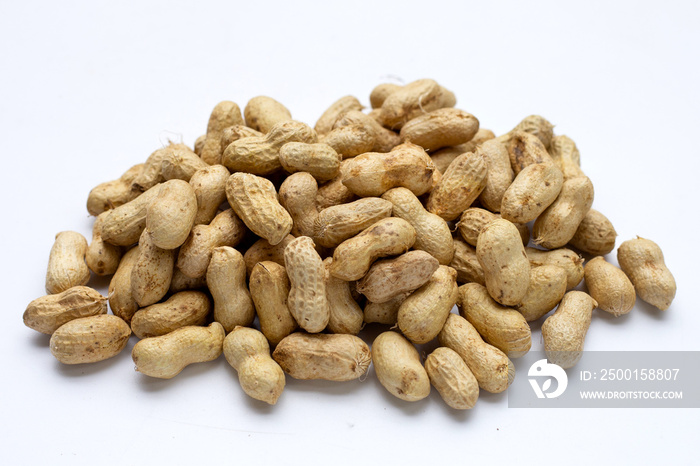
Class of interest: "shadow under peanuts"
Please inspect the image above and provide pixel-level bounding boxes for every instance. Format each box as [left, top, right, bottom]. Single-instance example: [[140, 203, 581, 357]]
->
[[30, 332, 51, 348], [635, 299, 670, 322]]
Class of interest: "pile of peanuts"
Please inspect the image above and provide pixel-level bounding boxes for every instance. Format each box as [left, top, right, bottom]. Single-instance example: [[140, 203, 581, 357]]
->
[[24, 78, 677, 409]]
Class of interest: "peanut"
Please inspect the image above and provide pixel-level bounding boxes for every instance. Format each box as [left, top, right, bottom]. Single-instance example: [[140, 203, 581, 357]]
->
[[506, 130, 555, 174], [249, 261, 297, 345], [207, 247, 254, 331], [189, 164, 230, 226], [316, 161, 358, 209], [541, 291, 598, 369], [584, 256, 635, 317], [533, 176, 594, 249], [450, 238, 485, 285], [379, 78, 456, 129], [323, 258, 363, 335], [477, 139, 514, 212], [169, 266, 207, 293], [45, 231, 90, 294], [279, 142, 341, 181], [426, 151, 487, 221], [525, 247, 584, 290], [425, 347, 479, 410], [314, 197, 393, 248], [194, 135, 206, 156], [131, 291, 211, 339], [363, 292, 409, 325], [220, 125, 264, 148], [24, 286, 107, 335], [86, 212, 123, 276], [244, 96, 292, 133], [456, 208, 529, 247], [284, 236, 330, 333], [569, 209, 617, 255], [617, 237, 676, 310], [322, 124, 376, 159], [430, 128, 495, 173], [50, 315, 131, 364], [200, 101, 244, 165], [400, 108, 479, 151], [549, 134, 585, 181], [108, 246, 140, 323], [243, 235, 295, 277], [131, 229, 175, 307], [334, 110, 401, 153], [132, 143, 189, 192], [100, 183, 161, 246], [369, 83, 402, 109], [161, 146, 209, 182], [86, 163, 143, 216], [145, 179, 198, 249], [516, 265, 568, 322], [357, 251, 439, 303], [278, 172, 320, 238], [497, 114, 554, 149], [500, 162, 564, 224], [371, 331, 431, 401], [314, 95, 363, 135]]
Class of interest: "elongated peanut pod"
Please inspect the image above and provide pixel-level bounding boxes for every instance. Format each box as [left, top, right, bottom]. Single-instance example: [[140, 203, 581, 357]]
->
[[50, 315, 131, 364], [46, 231, 90, 294], [24, 286, 108, 335], [207, 247, 254, 331], [284, 236, 330, 333], [617, 237, 676, 310], [425, 347, 479, 410], [86, 212, 123, 276], [372, 331, 431, 401], [249, 262, 297, 345], [542, 291, 597, 369], [130, 229, 175, 307], [130, 291, 211, 339]]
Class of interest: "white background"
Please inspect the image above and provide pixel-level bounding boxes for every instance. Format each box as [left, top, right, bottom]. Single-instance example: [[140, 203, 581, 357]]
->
[[1, 1, 699, 464]]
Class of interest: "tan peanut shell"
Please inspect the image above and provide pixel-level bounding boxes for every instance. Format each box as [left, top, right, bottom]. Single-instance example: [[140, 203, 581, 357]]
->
[[243, 235, 295, 277], [314, 197, 393, 248], [45, 231, 90, 294], [189, 164, 230, 225], [207, 247, 254, 331], [100, 183, 161, 246], [533, 176, 594, 249], [617, 237, 676, 310], [549, 135, 585, 180], [506, 130, 555, 175], [370, 83, 402, 109], [526, 247, 584, 290], [323, 258, 363, 335], [132, 143, 188, 192], [316, 174, 358, 210], [177, 209, 246, 278], [340, 142, 435, 197], [357, 251, 438, 303], [244, 96, 293, 133], [226, 172, 293, 245], [322, 123, 375, 159], [24, 286, 108, 335], [169, 266, 207, 293], [427, 152, 487, 221], [273, 333, 371, 381], [456, 208, 529, 247], [200, 101, 244, 165], [542, 291, 597, 369], [381, 187, 454, 265], [194, 135, 206, 155], [314, 95, 364, 135], [457, 283, 531, 358], [278, 172, 320, 238], [400, 108, 479, 151], [516, 265, 568, 322], [86, 163, 144, 216], [50, 315, 131, 364], [450, 238, 485, 285], [476, 219, 530, 306], [223, 327, 286, 405], [131, 291, 211, 339], [500, 162, 564, 224], [284, 236, 330, 333], [584, 256, 635, 317], [132, 322, 225, 379], [363, 292, 409, 325], [130, 229, 175, 307], [397, 265, 458, 344], [220, 125, 264, 148], [438, 314, 515, 393], [371, 331, 431, 401], [430, 128, 495, 173], [279, 142, 341, 181], [425, 347, 479, 410], [331, 217, 416, 281], [161, 146, 209, 182], [477, 139, 514, 212], [497, 114, 554, 149], [86, 212, 123, 276], [146, 179, 198, 249], [569, 209, 617, 255], [334, 110, 401, 153], [249, 261, 297, 345], [108, 246, 140, 323], [379, 78, 456, 129]]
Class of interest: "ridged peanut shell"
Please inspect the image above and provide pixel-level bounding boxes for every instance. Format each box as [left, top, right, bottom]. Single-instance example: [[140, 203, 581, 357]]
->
[[284, 236, 330, 333], [371, 331, 431, 401], [86, 212, 123, 276], [100, 183, 161, 246], [425, 347, 479, 410], [584, 257, 635, 316], [146, 179, 198, 249], [569, 209, 617, 255], [249, 261, 297, 345], [244, 96, 292, 133], [533, 176, 594, 249], [357, 250, 439, 303], [526, 247, 584, 290], [207, 247, 254, 331], [50, 315, 131, 364], [542, 291, 597, 369], [131, 291, 211, 339], [323, 258, 363, 335], [427, 152, 487, 221], [45, 231, 90, 294], [400, 108, 479, 151], [500, 162, 564, 224], [617, 237, 676, 310], [516, 265, 568, 322], [24, 286, 108, 335], [314, 197, 393, 248]]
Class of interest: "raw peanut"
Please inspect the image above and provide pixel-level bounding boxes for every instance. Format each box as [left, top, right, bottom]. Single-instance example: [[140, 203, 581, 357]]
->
[[334, 110, 401, 153], [279, 142, 341, 181], [284, 236, 330, 333], [533, 176, 594, 249], [169, 266, 207, 293], [584, 257, 635, 317], [569, 209, 617, 255], [457, 283, 531, 358], [223, 327, 286, 405], [516, 265, 568, 322], [506, 130, 555, 174], [278, 172, 320, 238], [369, 83, 402, 109], [108, 246, 140, 323], [50, 315, 131, 364], [146, 179, 198, 249], [86, 212, 123, 276], [341, 142, 435, 197], [369, 108, 384, 122], [549, 135, 585, 180], [189, 164, 230, 226], [207, 247, 254, 331], [496, 114, 554, 149], [132, 143, 189, 192], [379, 79, 456, 129], [316, 162, 358, 209], [371, 331, 430, 401], [222, 120, 317, 175], [226, 173, 293, 245], [220, 125, 264, 148], [131, 229, 175, 307], [438, 314, 515, 393], [194, 135, 206, 156], [430, 128, 496, 173], [243, 235, 295, 277], [249, 261, 297, 345], [500, 162, 564, 224], [322, 124, 375, 159], [542, 291, 598, 369], [131, 291, 211, 339], [177, 209, 246, 278], [477, 139, 514, 212], [314, 197, 393, 248], [357, 251, 439, 303], [45, 231, 90, 294], [331, 217, 416, 281], [617, 237, 676, 310], [200, 101, 244, 165], [161, 146, 209, 182], [363, 292, 409, 325], [323, 258, 363, 335], [456, 208, 529, 247], [476, 219, 530, 306], [86, 163, 144, 216], [425, 347, 479, 410], [526, 247, 584, 290], [273, 332, 371, 381], [24, 286, 107, 335], [400, 108, 479, 151], [244, 96, 293, 133], [381, 187, 454, 265], [450, 238, 485, 285], [426, 151, 487, 221], [100, 183, 161, 246], [314, 95, 364, 135], [132, 322, 225, 379], [397, 265, 458, 344]]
